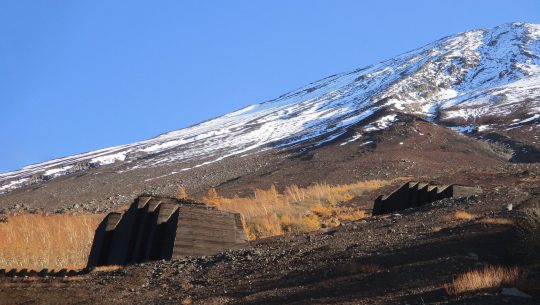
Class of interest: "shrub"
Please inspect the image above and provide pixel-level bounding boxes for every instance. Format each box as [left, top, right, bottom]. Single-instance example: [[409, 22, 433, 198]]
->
[[444, 265, 524, 295], [177, 185, 189, 200], [203, 188, 221, 208], [454, 210, 476, 220]]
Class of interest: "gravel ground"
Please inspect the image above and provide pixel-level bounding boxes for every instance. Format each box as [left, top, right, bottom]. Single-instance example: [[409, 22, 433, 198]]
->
[[1, 168, 539, 304]]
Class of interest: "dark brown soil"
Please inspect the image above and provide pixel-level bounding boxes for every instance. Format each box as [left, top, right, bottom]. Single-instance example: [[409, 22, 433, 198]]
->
[[1, 166, 539, 305], [1, 116, 539, 304]]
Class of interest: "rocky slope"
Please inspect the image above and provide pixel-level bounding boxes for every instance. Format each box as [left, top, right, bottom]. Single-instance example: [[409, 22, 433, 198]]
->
[[2, 163, 540, 304], [1, 22, 539, 208]]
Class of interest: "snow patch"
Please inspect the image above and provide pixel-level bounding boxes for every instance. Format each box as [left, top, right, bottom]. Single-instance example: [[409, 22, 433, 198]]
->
[[364, 114, 397, 131], [450, 125, 476, 133], [91, 152, 127, 165], [340, 134, 362, 146], [360, 141, 374, 146]]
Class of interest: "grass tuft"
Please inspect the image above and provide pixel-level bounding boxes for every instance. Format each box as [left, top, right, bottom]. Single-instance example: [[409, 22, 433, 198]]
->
[[92, 265, 122, 272], [479, 217, 515, 225], [453, 210, 476, 220], [444, 265, 524, 295]]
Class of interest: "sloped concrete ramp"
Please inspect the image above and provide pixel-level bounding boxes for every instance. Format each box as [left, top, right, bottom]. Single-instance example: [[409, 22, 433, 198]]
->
[[87, 196, 249, 267], [372, 182, 482, 215]]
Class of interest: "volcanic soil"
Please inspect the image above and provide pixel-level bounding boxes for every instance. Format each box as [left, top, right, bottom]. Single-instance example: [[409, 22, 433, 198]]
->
[[1, 162, 539, 305], [0, 116, 509, 213]]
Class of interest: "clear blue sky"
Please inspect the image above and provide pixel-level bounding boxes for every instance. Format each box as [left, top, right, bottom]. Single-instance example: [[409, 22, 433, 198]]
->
[[1, 0, 539, 173]]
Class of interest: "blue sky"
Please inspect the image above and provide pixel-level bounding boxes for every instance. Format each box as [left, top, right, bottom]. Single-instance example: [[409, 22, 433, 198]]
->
[[1, 0, 539, 173]]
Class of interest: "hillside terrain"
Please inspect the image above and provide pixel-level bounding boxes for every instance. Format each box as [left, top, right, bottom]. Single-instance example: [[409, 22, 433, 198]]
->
[[2, 163, 539, 304], [1, 22, 539, 212], [1, 22, 540, 305]]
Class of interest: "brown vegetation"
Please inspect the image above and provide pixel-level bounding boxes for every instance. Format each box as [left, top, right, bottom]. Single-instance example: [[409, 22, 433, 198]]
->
[[201, 180, 388, 239], [443, 211, 516, 226], [177, 185, 189, 200], [441, 210, 477, 222], [0, 213, 104, 270], [453, 210, 476, 220], [92, 265, 122, 272], [444, 265, 524, 295], [202, 188, 221, 208], [479, 217, 515, 225]]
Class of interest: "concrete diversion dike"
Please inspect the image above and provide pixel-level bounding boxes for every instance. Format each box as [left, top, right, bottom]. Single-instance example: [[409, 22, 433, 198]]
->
[[0, 195, 249, 277], [1, 182, 482, 276], [87, 195, 249, 267], [372, 181, 482, 215]]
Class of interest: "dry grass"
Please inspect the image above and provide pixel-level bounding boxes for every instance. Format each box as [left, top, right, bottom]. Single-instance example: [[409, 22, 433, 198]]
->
[[431, 226, 443, 233], [0, 213, 104, 270], [479, 217, 515, 225], [441, 210, 477, 222], [177, 185, 189, 200], [442, 211, 515, 226], [445, 265, 524, 295], [202, 180, 390, 239], [454, 210, 476, 220], [92, 265, 122, 272]]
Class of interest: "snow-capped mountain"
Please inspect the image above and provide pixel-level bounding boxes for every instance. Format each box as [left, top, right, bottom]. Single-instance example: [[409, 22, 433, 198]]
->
[[2, 22, 539, 194]]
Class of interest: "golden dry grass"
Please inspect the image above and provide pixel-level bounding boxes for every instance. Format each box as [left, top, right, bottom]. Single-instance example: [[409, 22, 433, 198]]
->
[[431, 226, 443, 233], [442, 210, 477, 221], [444, 265, 523, 295], [442, 212, 515, 226], [177, 185, 189, 200], [479, 217, 515, 225], [0, 213, 104, 270], [202, 180, 390, 239], [454, 210, 476, 220], [92, 265, 122, 272]]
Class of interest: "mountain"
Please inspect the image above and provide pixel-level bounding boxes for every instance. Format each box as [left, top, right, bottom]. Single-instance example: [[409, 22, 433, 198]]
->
[[1, 22, 539, 210]]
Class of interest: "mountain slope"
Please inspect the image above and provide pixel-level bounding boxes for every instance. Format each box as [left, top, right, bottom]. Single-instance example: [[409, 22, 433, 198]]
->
[[1, 22, 539, 199]]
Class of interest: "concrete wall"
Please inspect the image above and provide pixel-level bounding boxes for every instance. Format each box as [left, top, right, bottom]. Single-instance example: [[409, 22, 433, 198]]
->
[[87, 212, 122, 267], [173, 205, 249, 258], [372, 182, 482, 215], [87, 196, 249, 267]]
